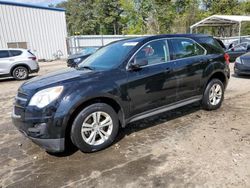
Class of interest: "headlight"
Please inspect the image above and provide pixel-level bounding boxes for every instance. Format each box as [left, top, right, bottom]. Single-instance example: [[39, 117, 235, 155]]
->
[[29, 86, 64, 108], [73, 57, 82, 63], [235, 57, 242, 64]]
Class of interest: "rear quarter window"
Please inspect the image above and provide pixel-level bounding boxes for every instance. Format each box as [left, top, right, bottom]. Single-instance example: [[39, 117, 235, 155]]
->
[[28, 50, 35, 56], [197, 37, 224, 54], [10, 50, 22, 57]]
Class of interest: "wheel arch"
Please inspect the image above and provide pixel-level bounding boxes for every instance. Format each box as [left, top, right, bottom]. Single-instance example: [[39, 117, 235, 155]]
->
[[63, 96, 125, 147], [10, 64, 31, 76], [204, 71, 227, 93]]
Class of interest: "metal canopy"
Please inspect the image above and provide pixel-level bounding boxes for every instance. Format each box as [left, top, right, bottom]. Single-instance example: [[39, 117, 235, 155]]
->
[[190, 15, 250, 38]]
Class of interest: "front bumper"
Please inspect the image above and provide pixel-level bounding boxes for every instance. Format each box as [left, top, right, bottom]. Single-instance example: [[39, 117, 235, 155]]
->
[[12, 110, 65, 152], [30, 66, 40, 73], [234, 63, 250, 75], [12, 89, 66, 153]]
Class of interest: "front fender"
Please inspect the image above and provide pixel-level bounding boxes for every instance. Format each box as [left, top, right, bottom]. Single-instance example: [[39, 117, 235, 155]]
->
[[55, 72, 129, 135]]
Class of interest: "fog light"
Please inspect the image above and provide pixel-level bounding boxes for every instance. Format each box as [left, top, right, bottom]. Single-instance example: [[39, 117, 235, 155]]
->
[[28, 123, 48, 136]]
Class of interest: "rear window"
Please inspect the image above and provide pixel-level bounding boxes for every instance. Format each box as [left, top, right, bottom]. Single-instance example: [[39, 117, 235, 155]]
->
[[0, 50, 10, 58], [197, 37, 224, 54], [10, 50, 22, 57], [28, 50, 35, 56]]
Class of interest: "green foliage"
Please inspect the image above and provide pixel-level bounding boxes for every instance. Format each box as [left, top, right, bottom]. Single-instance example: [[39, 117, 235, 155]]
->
[[56, 0, 250, 36]]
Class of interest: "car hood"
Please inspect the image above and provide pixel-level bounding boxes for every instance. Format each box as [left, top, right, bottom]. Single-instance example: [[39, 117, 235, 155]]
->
[[241, 52, 250, 58], [21, 68, 95, 92], [68, 53, 90, 60], [241, 52, 250, 64]]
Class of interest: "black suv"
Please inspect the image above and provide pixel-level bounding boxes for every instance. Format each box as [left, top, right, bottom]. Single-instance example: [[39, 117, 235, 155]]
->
[[12, 34, 230, 153]]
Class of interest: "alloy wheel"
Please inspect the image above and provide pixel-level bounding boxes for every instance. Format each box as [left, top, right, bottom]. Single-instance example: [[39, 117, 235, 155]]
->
[[209, 83, 222, 106], [81, 111, 113, 146]]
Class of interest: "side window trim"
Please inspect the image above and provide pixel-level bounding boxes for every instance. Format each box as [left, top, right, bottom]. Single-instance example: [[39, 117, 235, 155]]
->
[[126, 37, 207, 70], [126, 38, 171, 70]]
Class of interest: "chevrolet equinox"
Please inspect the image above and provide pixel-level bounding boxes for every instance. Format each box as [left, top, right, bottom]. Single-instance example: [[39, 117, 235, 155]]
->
[[12, 34, 230, 153]]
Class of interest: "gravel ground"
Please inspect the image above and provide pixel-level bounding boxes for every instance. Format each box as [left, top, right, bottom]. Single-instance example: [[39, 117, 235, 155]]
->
[[0, 61, 250, 188]]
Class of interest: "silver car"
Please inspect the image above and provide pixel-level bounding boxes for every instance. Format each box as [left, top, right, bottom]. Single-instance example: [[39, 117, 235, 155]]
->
[[0, 48, 39, 80]]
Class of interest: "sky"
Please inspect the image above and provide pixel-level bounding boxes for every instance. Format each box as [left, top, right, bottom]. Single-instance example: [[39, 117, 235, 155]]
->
[[0, 0, 65, 6]]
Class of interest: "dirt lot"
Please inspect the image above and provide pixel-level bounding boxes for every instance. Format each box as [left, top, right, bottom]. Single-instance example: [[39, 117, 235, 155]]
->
[[0, 61, 250, 188]]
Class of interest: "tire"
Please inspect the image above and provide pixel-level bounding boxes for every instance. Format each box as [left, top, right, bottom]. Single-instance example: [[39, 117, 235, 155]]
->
[[12, 66, 29, 80], [71, 103, 119, 153], [202, 79, 224, 111]]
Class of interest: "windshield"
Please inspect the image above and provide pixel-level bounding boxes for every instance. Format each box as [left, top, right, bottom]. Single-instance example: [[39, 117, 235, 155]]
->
[[79, 47, 98, 56], [78, 40, 138, 70]]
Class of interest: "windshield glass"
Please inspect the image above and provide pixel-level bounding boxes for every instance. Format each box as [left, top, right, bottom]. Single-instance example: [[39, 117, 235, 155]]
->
[[78, 40, 138, 70], [79, 47, 98, 56]]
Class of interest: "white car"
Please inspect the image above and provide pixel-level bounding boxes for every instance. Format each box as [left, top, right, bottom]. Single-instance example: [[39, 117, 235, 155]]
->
[[0, 48, 39, 80]]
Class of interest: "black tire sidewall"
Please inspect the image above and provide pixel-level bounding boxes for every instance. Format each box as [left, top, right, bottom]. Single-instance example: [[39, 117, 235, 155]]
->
[[71, 103, 119, 153], [12, 66, 28, 80], [202, 79, 224, 110]]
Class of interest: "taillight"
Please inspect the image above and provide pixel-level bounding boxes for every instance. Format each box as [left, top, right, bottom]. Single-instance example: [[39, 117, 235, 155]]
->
[[224, 53, 230, 65], [29, 57, 36, 61]]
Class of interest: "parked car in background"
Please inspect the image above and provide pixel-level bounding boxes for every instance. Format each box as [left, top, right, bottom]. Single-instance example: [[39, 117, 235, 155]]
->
[[0, 49, 39, 80], [226, 42, 250, 62], [67, 47, 99, 67], [12, 34, 230, 153], [234, 52, 250, 76]]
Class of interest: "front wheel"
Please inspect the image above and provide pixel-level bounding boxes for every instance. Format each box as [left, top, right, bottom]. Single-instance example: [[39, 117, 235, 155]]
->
[[202, 79, 224, 110], [70, 103, 119, 153]]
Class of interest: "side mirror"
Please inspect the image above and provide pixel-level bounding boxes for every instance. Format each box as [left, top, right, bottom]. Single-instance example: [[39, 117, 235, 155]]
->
[[129, 57, 148, 69]]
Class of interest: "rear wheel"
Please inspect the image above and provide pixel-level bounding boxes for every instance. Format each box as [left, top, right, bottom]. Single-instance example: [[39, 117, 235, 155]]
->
[[70, 103, 119, 152], [12, 66, 29, 80], [202, 79, 224, 110]]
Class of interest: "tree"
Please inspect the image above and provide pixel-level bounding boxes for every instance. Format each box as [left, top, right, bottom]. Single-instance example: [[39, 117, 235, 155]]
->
[[57, 0, 99, 35], [95, 0, 123, 34], [53, 0, 250, 36]]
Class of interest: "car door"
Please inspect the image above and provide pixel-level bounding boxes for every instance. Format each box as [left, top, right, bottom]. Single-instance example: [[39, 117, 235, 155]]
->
[[0, 50, 11, 75], [126, 39, 177, 117], [168, 38, 207, 102]]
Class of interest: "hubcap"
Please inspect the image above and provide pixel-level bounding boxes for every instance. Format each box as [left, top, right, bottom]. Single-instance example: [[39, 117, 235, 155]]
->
[[209, 83, 222, 106], [15, 68, 27, 79], [81, 111, 113, 146]]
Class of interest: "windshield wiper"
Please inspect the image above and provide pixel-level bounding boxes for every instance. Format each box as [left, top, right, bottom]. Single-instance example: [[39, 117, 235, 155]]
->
[[77, 66, 94, 70]]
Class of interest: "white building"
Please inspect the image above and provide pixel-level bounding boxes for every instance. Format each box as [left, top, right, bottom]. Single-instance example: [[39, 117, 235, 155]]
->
[[0, 1, 68, 60]]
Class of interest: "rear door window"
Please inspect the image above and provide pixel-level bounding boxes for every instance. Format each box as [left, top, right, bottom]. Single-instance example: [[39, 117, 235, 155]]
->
[[0, 50, 10, 58], [10, 50, 22, 57], [168, 38, 206, 60]]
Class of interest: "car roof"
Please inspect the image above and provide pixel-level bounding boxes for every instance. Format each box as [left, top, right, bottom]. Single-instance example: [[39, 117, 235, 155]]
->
[[113, 34, 211, 44], [0, 48, 27, 51]]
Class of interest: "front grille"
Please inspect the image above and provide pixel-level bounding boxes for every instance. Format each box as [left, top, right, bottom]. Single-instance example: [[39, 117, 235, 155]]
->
[[242, 60, 250, 68], [14, 91, 29, 116], [14, 106, 25, 116], [17, 91, 28, 98]]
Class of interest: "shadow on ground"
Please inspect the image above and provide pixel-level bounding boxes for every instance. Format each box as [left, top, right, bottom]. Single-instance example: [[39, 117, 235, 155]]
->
[[232, 73, 250, 79], [0, 75, 37, 82], [51, 102, 201, 157]]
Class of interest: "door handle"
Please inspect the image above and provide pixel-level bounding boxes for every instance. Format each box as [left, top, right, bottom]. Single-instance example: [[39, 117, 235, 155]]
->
[[164, 67, 172, 74], [208, 58, 213, 62]]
